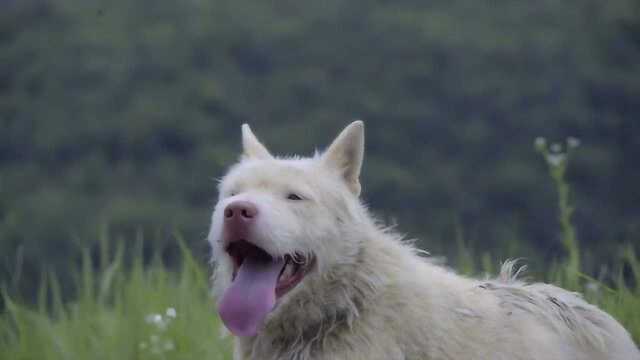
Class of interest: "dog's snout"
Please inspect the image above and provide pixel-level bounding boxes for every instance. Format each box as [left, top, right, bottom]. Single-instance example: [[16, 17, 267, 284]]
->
[[224, 201, 258, 222]]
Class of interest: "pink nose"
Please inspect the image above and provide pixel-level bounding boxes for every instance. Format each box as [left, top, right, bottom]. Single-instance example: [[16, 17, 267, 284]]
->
[[224, 201, 258, 223]]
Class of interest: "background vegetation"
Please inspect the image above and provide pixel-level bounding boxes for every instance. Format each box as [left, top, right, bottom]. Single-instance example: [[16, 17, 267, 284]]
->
[[1, 239, 234, 359], [0, 0, 639, 351], [1, 157, 638, 358]]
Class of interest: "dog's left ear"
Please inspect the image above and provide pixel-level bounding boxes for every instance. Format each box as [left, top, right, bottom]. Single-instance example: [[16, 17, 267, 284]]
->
[[241, 124, 273, 160], [322, 121, 365, 196]]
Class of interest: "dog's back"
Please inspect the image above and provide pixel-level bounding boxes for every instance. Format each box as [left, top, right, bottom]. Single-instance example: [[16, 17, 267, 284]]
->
[[377, 252, 639, 360]]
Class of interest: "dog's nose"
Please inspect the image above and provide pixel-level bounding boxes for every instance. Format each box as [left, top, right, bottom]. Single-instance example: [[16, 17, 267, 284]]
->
[[224, 201, 258, 222]]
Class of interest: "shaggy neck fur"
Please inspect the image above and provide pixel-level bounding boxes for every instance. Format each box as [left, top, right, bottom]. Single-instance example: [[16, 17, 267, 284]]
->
[[233, 220, 410, 360]]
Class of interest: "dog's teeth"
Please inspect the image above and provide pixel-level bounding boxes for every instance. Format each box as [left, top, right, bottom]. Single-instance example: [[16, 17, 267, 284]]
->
[[280, 262, 295, 281]]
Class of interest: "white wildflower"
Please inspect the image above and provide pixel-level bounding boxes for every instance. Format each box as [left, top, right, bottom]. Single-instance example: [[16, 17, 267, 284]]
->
[[546, 153, 566, 167], [166, 307, 177, 318], [567, 137, 580, 149], [146, 314, 162, 325], [145, 313, 169, 330], [163, 340, 175, 351], [534, 137, 546, 150], [142, 311, 176, 354]]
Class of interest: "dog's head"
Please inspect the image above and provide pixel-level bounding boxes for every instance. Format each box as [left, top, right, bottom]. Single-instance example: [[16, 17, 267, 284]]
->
[[208, 121, 366, 337]]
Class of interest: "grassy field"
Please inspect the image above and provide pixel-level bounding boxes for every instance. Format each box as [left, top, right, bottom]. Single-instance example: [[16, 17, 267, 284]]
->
[[1, 240, 637, 360], [1, 240, 233, 359], [1, 143, 639, 358]]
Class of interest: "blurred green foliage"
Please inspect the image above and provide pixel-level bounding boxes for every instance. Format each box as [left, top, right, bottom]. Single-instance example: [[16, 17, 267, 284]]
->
[[1, 0, 639, 300], [1, 238, 233, 359]]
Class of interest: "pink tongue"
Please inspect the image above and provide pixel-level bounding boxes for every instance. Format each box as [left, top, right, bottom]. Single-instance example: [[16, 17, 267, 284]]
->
[[218, 257, 284, 337]]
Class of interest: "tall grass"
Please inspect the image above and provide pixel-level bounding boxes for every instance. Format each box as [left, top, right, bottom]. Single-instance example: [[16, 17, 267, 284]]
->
[[536, 138, 639, 342], [0, 238, 233, 359], [1, 140, 638, 358]]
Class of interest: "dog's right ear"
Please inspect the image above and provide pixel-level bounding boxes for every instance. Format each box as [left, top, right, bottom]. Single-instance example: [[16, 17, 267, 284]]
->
[[241, 124, 273, 160]]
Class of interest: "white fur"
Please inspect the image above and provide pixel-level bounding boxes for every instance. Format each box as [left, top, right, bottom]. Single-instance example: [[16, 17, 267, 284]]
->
[[208, 121, 639, 360]]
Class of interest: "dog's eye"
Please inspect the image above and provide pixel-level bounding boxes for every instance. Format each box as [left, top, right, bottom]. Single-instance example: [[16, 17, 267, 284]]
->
[[287, 193, 303, 201]]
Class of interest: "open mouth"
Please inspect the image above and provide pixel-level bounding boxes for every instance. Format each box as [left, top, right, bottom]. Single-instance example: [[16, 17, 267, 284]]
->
[[218, 239, 314, 336], [226, 240, 314, 298]]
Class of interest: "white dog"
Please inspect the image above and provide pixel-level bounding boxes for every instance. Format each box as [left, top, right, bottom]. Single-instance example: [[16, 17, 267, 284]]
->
[[208, 121, 639, 360]]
